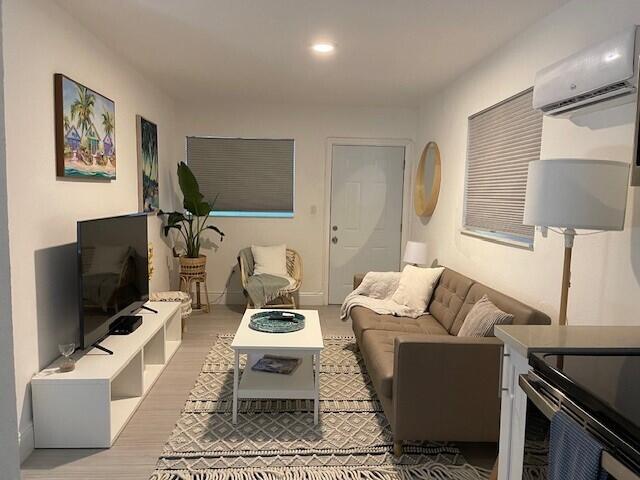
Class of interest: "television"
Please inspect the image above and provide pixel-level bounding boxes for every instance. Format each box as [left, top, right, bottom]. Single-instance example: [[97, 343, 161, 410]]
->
[[77, 213, 149, 350]]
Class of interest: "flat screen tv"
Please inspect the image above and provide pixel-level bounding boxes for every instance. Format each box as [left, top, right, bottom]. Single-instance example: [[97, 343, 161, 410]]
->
[[77, 213, 149, 350]]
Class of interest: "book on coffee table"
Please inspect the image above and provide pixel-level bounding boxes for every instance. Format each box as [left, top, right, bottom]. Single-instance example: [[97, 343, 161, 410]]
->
[[251, 355, 301, 375]]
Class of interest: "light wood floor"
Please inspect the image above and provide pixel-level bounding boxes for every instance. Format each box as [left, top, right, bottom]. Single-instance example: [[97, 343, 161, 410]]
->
[[21, 305, 495, 479]]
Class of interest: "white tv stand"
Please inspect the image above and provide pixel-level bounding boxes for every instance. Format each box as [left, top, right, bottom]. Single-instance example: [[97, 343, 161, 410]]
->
[[31, 301, 182, 448]]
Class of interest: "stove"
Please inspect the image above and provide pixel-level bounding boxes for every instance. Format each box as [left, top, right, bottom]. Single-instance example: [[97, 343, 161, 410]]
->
[[522, 352, 640, 478]]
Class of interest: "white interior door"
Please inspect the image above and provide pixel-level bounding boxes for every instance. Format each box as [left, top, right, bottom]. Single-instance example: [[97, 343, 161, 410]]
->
[[328, 144, 405, 304]]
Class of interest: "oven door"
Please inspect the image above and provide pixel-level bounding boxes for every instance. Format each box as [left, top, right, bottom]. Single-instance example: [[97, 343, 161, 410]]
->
[[519, 374, 552, 479], [519, 372, 640, 480]]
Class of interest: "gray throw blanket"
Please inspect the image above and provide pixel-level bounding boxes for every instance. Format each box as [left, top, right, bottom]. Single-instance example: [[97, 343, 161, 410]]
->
[[238, 248, 289, 308]]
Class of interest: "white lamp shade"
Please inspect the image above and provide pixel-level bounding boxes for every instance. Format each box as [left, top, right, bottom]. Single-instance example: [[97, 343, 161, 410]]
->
[[403, 241, 428, 265], [523, 159, 629, 231]]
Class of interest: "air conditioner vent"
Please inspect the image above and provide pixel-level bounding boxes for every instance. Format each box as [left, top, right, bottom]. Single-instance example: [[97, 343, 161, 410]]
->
[[540, 81, 634, 113]]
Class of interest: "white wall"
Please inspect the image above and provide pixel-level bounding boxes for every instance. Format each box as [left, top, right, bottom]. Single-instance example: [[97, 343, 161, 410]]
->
[[411, 0, 640, 326], [0, 1, 21, 477], [173, 102, 417, 304], [3, 0, 176, 460]]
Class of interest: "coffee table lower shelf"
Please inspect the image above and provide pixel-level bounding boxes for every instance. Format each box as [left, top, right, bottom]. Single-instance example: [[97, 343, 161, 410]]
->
[[237, 356, 315, 399], [232, 351, 321, 425]]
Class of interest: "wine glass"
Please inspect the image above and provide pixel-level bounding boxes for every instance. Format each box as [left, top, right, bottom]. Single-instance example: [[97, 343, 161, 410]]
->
[[58, 343, 76, 373]]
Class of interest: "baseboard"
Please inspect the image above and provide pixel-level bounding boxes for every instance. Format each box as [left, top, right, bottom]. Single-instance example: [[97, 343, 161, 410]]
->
[[18, 421, 34, 464], [209, 290, 245, 305], [297, 292, 325, 306], [208, 291, 326, 306]]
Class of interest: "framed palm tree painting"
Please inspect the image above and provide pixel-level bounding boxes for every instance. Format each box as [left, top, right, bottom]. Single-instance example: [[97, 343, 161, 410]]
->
[[54, 74, 116, 179], [136, 115, 159, 212]]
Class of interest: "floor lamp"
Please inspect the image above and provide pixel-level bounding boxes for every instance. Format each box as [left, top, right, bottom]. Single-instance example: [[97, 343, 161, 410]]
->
[[523, 159, 629, 326]]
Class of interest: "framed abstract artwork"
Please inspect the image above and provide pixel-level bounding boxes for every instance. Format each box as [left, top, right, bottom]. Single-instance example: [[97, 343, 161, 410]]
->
[[54, 74, 116, 179], [136, 115, 159, 212]]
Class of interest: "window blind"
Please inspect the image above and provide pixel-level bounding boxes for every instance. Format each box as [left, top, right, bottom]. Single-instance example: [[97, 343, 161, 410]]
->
[[463, 88, 542, 245], [186, 137, 294, 216]]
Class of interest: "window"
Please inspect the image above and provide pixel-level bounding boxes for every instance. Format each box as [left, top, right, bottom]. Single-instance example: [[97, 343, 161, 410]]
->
[[186, 137, 295, 217], [463, 88, 542, 248]]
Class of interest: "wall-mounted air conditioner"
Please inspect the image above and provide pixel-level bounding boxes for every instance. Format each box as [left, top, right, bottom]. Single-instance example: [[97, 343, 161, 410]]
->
[[533, 26, 639, 118]]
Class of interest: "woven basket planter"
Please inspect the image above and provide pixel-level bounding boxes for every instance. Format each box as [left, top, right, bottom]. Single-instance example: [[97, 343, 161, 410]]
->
[[179, 255, 210, 313], [179, 255, 207, 276]]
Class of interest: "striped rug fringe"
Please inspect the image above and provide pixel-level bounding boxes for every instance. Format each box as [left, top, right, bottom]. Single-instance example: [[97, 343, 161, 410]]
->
[[183, 398, 383, 414], [150, 463, 490, 480]]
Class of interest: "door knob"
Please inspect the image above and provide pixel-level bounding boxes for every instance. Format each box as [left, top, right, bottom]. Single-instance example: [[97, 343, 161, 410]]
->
[[332, 225, 338, 231], [331, 236, 338, 244]]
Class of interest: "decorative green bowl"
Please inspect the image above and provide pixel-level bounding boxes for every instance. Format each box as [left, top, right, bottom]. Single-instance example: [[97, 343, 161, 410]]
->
[[249, 311, 305, 333]]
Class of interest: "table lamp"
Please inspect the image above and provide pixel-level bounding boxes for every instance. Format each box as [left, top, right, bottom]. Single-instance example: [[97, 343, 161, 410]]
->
[[403, 241, 428, 266], [523, 159, 629, 325]]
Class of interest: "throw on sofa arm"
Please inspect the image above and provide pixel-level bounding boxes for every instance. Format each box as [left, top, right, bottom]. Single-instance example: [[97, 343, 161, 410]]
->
[[392, 334, 503, 443]]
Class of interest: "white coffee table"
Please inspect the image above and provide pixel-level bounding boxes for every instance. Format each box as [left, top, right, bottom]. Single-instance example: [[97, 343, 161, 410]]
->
[[230, 309, 324, 424]]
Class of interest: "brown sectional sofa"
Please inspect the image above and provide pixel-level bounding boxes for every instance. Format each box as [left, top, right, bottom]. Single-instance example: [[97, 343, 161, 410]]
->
[[351, 268, 550, 454]]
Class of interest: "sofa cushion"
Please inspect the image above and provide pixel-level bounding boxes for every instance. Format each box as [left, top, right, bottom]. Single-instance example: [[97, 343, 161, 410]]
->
[[352, 313, 421, 344], [361, 330, 396, 398], [416, 316, 449, 335], [351, 307, 448, 344], [450, 282, 551, 335], [428, 268, 474, 331]]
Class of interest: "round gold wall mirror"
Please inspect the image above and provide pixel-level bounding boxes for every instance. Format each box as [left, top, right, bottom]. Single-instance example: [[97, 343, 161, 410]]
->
[[414, 141, 441, 217]]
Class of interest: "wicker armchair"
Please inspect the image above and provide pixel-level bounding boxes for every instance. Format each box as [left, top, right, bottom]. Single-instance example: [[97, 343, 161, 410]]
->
[[239, 248, 302, 308]]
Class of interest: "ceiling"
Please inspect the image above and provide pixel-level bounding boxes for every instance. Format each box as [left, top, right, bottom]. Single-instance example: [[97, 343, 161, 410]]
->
[[57, 0, 569, 107]]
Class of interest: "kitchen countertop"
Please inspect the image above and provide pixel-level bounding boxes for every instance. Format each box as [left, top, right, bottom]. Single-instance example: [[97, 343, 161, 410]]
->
[[495, 325, 640, 357]]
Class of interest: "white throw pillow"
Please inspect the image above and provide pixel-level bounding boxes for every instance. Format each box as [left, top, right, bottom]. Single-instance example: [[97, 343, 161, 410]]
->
[[391, 265, 444, 313], [251, 244, 288, 276]]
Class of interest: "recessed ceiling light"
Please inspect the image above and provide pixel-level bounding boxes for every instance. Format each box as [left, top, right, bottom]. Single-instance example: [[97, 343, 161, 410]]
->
[[311, 42, 335, 54]]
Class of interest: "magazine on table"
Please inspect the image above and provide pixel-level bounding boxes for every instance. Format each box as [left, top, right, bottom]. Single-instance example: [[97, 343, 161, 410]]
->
[[251, 355, 301, 375]]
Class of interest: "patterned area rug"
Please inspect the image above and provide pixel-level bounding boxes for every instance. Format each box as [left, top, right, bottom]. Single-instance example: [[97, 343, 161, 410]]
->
[[150, 335, 490, 480]]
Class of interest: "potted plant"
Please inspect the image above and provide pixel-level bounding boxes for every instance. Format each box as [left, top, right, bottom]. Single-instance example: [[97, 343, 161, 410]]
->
[[159, 162, 225, 277]]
